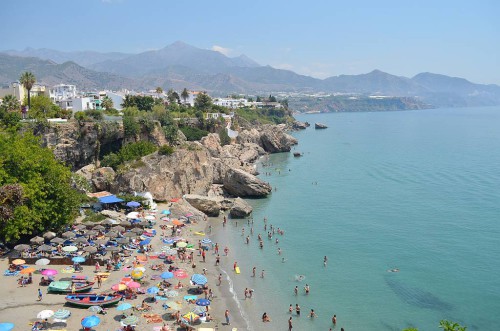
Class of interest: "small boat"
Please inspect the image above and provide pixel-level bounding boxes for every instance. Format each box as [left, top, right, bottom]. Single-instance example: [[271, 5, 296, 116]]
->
[[65, 293, 122, 307], [48, 280, 95, 293], [293, 152, 303, 157]]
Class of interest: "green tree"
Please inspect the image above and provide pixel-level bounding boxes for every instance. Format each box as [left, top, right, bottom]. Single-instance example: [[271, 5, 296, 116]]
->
[[218, 128, 231, 146], [155, 87, 163, 99], [0, 132, 81, 242], [123, 115, 140, 139], [167, 89, 180, 104], [122, 95, 135, 108], [1, 94, 21, 112], [28, 94, 64, 119], [181, 88, 190, 104], [194, 92, 212, 111], [101, 96, 114, 110], [256, 96, 262, 102], [439, 320, 467, 331], [19, 71, 36, 110], [135, 96, 155, 111]]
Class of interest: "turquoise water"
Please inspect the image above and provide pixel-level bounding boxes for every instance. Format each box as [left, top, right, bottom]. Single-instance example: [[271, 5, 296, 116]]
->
[[211, 107, 500, 331]]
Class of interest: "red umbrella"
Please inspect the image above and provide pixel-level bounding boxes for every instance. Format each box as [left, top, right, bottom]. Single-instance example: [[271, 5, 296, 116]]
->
[[127, 281, 141, 289], [174, 269, 188, 279]]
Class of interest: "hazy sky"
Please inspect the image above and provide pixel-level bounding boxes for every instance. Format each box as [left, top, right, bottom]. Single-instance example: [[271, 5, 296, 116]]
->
[[1, 0, 499, 84]]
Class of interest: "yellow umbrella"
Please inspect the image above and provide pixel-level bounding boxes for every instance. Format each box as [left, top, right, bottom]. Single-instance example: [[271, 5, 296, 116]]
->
[[182, 311, 200, 324], [176, 242, 187, 248], [111, 283, 127, 291], [20, 267, 36, 274], [12, 259, 26, 265], [131, 270, 144, 280]]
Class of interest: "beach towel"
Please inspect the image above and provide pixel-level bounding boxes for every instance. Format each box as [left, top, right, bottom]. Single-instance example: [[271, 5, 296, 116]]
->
[[4, 270, 19, 276], [155, 295, 169, 301], [183, 295, 197, 301], [60, 267, 75, 273]]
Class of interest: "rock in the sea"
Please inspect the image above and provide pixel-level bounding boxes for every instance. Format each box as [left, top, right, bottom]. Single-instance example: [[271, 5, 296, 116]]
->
[[223, 168, 271, 197], [315, 123, 328, 129], [184, 194, 221, 217], [229, 197, 253, 218], [259, 125, 298, 153], [292, 121, 309, 130]]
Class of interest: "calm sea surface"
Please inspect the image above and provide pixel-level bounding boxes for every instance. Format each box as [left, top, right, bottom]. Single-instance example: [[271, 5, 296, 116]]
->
[[211, 106, 500, 331]]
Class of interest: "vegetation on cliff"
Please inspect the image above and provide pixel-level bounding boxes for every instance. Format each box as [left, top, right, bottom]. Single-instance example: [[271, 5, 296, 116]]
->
[[0, 131, 81, 242]]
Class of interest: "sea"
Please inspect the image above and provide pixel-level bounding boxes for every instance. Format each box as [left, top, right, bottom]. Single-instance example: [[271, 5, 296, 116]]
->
[[210, 106, 500, 331]]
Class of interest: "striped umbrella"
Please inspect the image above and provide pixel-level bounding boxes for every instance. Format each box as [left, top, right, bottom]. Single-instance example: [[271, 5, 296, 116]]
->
[[192, 306, 206, 315], [53, 309, 71, 319], [121, 315, 139, 325], [201, 238, 212, 245], [195, 298, 211, 306], [191, 274, 208, 285], [182, 312, 200, 324], [112, 283, 127, 291], [35, 258, 51, 266]]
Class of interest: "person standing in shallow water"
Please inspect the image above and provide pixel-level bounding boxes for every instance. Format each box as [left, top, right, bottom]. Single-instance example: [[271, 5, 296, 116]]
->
[[224, 309, 230, 325], [288, 316, 293, 330]]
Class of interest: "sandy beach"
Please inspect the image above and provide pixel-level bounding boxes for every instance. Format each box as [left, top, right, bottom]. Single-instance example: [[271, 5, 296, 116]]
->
[[0, 202, 247, 331]]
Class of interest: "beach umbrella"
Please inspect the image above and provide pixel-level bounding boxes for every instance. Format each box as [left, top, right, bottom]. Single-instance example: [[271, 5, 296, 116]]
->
[[85, 230, 98, 236], [163, 248, 177, 256], [126, 201, 141, 208], [161, 210, 171, 215], [20, 266, 36, 274], [37, 309, 55, 319], [50, 237, 65, 244], [93, 238, 108, 245], [11, 259, 26, 265], [134, 266, 146, 273], [72, 256, 86, 263], [191, 274, 208, 285], [81, 315, 100, 328], [182, 312, 200, 324], [123, 232, 137, 238], [83, 221, 96, 226], [147, 286, 159, 295], [62, 231, 76, 239], [105, 246, 120, 252], [83, 246, 97, 253], [74, 237, 89, 244], [116, 238, 129, 244], [192, 306, 207, 315], [201, 238, 212, 245], [74, 224, 86, 230], [35, 258, 51, 266], [128, 267, 142, 279], [195, 298, 211, 306], [126, 212, 140, 219], [41, 269, 58, 276], [164, 290, 179, 298], [174, 269, 188, 279], [131, 227, 144, 234], [172, 219, 183, 226], [53, 309, 71, 319], [121, 315, 139, 325], [43, 231, 57, 240], [121, 277, 132, 283], [145, 215, 155, 220], [119, 220, 132, 227], [176, 242, 187, 248], [127, 281, 141, 289], [139, 238, 151, 246], [139, 220, 150, 227], [102, 219, 118, 225], [0, 323, 14, 331], [185, 213, 194, 218], [106, 231, 119, 238], [37, 244, 54, 252], [113, 225, 125, 232], [93, 225, 105, 231], [62, 245, 78, 252], [116, 303, 133, 311], [14, 244, 30, 251], [30, 236, 44, 244], [112, 283, 127, 291], [160, 272, 174, 279], [87, 306, 103, 313]]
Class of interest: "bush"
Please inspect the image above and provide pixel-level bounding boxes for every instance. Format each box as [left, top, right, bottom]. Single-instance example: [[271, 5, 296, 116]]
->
[[74, 111, 88, 122], [101, 141, 157, 170], [180, 126, 209, 141], [104, 108, 120, 116], [158, 145, 175, 156], [86, 109, 103, 121], [219, 128, 231, 146], [123, 115, 140, 138]]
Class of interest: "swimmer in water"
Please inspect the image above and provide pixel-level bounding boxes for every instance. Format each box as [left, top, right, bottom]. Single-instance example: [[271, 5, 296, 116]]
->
[[387, 268, 400, 273]]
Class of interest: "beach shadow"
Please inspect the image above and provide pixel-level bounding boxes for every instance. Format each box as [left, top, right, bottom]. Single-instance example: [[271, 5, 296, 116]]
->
[[113, 313, 126, 322]]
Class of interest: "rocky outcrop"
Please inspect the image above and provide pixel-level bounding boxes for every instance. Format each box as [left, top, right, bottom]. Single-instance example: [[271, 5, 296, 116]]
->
[[184, 194, 221, 217], [292, 121, 309, 130], [236, 124, 297, 153], [315, 123, 328, 129], [229, 197, 253, 218], [223, 168, 271, 197], [91, 167, 116, 192], [169, 199, 206, 223]]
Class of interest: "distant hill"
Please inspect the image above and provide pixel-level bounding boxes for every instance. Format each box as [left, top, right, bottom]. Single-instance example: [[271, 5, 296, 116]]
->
[[2, 47, 131, 67], [0, 54, 139, 90], [1, 42, 500, 108]]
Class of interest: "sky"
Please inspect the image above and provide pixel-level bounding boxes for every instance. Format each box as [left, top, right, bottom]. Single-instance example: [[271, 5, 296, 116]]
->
[[1, 0, 499, 84]]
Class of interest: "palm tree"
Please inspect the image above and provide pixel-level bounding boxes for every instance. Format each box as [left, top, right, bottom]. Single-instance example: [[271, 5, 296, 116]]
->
[[181, 88, 189, 105], [1, 94, 21, 112], [19, 71, 36, 110], [101, 96, 113, 110]]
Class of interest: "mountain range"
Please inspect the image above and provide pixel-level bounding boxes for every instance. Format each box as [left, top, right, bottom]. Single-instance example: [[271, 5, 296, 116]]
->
[[2, 41, 500, 108]]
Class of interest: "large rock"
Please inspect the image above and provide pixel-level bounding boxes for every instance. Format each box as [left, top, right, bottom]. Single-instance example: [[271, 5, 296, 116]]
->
[[223, 168, 271, 197], [201, 133, 223, 157], [170, 199, 206, 223], [184, 194, 221, 217], [229, 197, 253, 218], [292, 121, 309, 130], [91, 167, 116, 192]]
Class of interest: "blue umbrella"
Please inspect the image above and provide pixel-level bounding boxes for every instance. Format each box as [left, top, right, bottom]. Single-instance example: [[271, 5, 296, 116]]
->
[[147, 286, 159, 295], [139, 238, 151, 246], [0, 323, 14, 331], [126, 201, 141, 208], [195, 298, 211, 306], [116, 303, 132, 311], [72, 256, 85, 263], [201, 238, 212, 245], [161, 271, 173, 279], [81, 315, 100, 328], [161, 210, 171, 215], [191, 274, 208, 285]]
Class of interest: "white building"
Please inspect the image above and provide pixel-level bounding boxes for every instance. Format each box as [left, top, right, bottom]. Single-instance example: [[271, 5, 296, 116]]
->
[[213, 97, 249, 109], [105, 91, 126, 110], [49, 84, 77, 101], [72, 97, 96, 111]]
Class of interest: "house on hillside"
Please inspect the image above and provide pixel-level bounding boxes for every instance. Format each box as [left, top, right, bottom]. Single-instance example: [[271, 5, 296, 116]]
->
[[0, 82, 49, 103]]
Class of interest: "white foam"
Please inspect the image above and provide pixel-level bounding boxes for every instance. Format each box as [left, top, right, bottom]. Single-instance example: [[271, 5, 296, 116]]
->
[[221, 268, 253, 331]]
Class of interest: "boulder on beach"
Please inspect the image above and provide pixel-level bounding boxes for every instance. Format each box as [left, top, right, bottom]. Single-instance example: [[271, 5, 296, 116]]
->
[[184, 194, 221, 217], [229, 197, 253, 218], [223, 168, 272, 197]]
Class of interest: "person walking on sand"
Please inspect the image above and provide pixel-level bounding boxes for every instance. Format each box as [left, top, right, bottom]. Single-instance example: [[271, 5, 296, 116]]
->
[[288, 316, 293, 330], [225, 309, 230, 325], [217, 274, 222, 286], [233, 261, 238, 271], [215, 255, 220, 266], [37, 288, 42, 301], [214, 243, 219, 254], [224, 246, 229, 256], [252, 267, 256, 277]]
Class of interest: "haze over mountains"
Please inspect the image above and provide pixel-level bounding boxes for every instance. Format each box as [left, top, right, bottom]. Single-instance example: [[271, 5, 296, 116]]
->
[[2, 41, 500, 108]]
